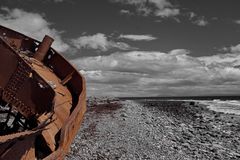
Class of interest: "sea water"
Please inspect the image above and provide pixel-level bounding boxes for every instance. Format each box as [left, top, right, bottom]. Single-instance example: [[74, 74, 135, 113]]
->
[[120, 96, 240, 115], [197, 99, 240, 115]]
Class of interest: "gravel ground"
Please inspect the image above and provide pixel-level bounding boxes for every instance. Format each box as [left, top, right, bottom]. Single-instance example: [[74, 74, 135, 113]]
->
[[66, 98, 240, 160]]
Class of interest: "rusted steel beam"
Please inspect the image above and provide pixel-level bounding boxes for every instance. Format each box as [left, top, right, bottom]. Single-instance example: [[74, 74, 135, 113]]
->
[[34, 35, 54, 61]]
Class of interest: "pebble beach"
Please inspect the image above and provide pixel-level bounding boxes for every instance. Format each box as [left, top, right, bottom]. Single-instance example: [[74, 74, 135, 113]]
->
[[66, 97, 240, 160]]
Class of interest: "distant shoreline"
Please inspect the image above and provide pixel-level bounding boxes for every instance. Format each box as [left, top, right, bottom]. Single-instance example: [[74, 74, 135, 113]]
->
[[118, 95, 240, 100]]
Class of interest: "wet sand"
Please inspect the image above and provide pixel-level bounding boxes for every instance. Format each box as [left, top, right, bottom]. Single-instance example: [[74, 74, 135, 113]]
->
[[66, 98, 240, 160]]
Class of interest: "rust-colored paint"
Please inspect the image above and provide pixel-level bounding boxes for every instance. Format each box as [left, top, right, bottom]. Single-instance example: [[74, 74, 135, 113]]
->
[[0, 25, 86, 160]]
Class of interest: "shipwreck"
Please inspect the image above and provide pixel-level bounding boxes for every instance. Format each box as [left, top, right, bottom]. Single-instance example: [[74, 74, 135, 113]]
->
[[0, 25, 86, 159]]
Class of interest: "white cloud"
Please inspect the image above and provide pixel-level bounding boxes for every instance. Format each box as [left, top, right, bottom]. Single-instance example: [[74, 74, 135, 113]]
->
[[220, 43, 240, 54], [119, 34, 157, 41], [230, 44, 240, 53], [186, 12, 209, 27], [110, 0, 180, 18], [234, 20, 240, 24], [0, 7, 69, 52], [155, 8, 179, 17], [71, 33, 136, 51], [120, 9, 132, 15], [72, 49, 240, 96], [193, 16, 209, 26], [188, 12, 196, 20]]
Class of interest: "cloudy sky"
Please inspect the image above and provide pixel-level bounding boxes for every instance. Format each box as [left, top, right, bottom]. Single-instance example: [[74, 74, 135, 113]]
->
[[1, 0, 240, 97]]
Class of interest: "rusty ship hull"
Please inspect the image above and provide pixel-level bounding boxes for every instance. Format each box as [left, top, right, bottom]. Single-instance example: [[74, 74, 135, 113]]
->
[[0, 25, 86, 159]]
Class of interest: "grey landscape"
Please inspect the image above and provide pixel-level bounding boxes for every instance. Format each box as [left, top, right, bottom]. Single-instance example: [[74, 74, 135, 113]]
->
[[1, 0, 240, 159]]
